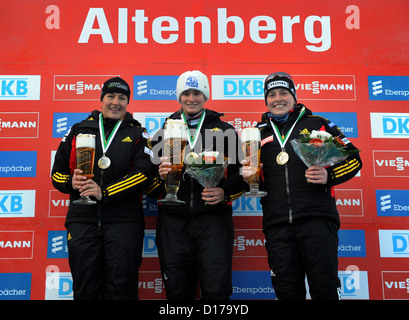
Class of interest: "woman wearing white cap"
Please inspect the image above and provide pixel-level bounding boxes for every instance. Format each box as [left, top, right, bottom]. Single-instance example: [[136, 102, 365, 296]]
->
[[146, 70, 247, 300]]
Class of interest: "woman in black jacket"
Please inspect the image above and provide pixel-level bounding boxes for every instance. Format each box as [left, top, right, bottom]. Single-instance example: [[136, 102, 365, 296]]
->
[[146, 70, 247, 300], [242, 72, 362, 300], [52, 77, 154, 299]]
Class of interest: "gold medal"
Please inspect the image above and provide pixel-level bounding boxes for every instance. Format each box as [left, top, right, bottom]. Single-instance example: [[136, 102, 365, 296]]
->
[[98, 155, 111, 169], [276, 151, 289, 165]]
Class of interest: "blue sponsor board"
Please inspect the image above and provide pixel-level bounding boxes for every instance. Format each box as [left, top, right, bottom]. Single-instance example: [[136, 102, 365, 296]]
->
[[52, 113, 89, 138], [0, 151, 36, 177], [315, 112, 358, 138], [376, 190, 409, 217], [0, 273, 31, 300], [133, 76, 178, 100], [368, 76, 409, 101], [338, 230, 366, 257], [47, 231, 68, 259], [231, 271, 275, 299]]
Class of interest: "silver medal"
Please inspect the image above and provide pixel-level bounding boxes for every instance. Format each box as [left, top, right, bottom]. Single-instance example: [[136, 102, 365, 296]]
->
[[98, 155, 111, 169]]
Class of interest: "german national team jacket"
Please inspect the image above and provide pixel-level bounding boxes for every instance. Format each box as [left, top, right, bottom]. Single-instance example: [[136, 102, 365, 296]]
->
[[51, 110, 154, 226], [256, 104, 362, 230], [145, 109, 247, 215]]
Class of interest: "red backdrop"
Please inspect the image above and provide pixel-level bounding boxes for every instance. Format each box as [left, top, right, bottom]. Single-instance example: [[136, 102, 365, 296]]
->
[[1, 0, 409, 300]]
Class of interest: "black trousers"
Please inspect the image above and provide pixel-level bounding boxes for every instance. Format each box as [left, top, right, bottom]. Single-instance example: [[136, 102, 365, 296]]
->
[[66, 222, 144, 300], [264, 217, 341, 300], [156, 213, 234, 300]]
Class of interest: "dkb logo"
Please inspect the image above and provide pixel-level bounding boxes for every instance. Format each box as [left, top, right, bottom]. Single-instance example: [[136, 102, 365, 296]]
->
[[0, 190, 36, 218], [142, 230, 158, 257], [0, 76, 41, 100]]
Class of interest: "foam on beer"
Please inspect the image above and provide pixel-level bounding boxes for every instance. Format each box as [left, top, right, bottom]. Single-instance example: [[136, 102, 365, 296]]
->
[[241, 127, 261, 142], [164, 120, 188, 140], [76, 133, 96, 148]]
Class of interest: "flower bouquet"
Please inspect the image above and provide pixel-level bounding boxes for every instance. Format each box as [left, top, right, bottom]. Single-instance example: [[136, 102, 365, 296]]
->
[[184, 151, 228, 188], [290, 130, 359, 167]]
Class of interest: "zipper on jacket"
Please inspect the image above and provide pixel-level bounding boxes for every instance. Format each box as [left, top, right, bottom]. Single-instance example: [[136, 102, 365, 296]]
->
[[280, 123, 294, 224], [190, 177, 195, 212], [97, 170, 104, 228], [284, 161, 293, 223]]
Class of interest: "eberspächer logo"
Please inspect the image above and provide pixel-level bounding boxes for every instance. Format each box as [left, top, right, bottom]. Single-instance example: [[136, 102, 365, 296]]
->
[[368, 76, 409, 101], [133, 76, 178, 100]]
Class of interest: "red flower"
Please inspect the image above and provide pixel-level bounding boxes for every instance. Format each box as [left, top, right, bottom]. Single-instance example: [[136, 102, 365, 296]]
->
[[309, 138, 323, 146]]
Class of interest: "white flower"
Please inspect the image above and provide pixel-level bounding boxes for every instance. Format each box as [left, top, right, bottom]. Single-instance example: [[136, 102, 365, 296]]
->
[[310, 130, 332, 140]]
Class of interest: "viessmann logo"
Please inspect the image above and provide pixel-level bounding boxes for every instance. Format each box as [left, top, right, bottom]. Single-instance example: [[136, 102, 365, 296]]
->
[[0, 231, 34, 259], [53, 75, 117, 100], [211, 75, 355, 100], [0, 112, 39, 138], [373, 151, 409, 177]]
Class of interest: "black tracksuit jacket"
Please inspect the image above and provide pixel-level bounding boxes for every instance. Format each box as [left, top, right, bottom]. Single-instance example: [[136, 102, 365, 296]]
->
[[146, 109, 247, 214], [256, 104, 362, 230], [51, 110, 154, 226]]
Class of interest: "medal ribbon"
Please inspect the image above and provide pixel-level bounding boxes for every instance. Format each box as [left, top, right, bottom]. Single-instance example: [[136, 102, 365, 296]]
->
[[269, 106, 305, 149], [181, 110, 206, 149], [99, 113, 122, 155]]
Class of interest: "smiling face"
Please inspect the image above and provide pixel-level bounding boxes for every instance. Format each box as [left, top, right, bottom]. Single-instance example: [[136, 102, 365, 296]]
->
[[266, 88, 296, 116], [101, 92, 128, 120], [180, 89, 206, 116]]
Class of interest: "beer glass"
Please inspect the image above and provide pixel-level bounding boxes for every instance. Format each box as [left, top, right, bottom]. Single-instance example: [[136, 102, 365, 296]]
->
[[157, 120, 188, 205], [241, 128, 267, 197], [73, 133, 97, 205]]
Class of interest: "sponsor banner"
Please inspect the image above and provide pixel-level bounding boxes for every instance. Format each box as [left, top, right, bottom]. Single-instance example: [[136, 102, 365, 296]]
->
[[212, 75, 265, 100], [338, 271, 369, 300], [315, 112, 358, 138], [0, 112, 39, 138], [48, 190, 69, 218], [338, 230, 366, 257], [0, 151, 37, 178], [0, 231, 34, 259], [142, 230, 158, 258], [52, 113, 89, 138], [295, 75, 356, 100], [142, 194, 158, 216], [133, 76, 178, 100], [212, 75, 356, 100], [53, 75, 116, 100], [0, 76, 40, 100], [47, 231, 68, 259], [0, 190, 36, 218], [307, 270, 369, 300], [373, 151, 409, 177], [376, 190, 409, 217], [382, 271, 409, 300], [231, 271, 276, 299], [335, 189, 364, 217], [223, 112, 260, 133], [379, 230, 409, 258], [370, 112, 409, 138], [233, 230, 266, 257], [0, 273, 31, 300], [45, 272, 73, 300], [368, 76, 409, 101], [232, 197, 262, 216], [139, 271, 166, 299], [133, 112, 169, 137]]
